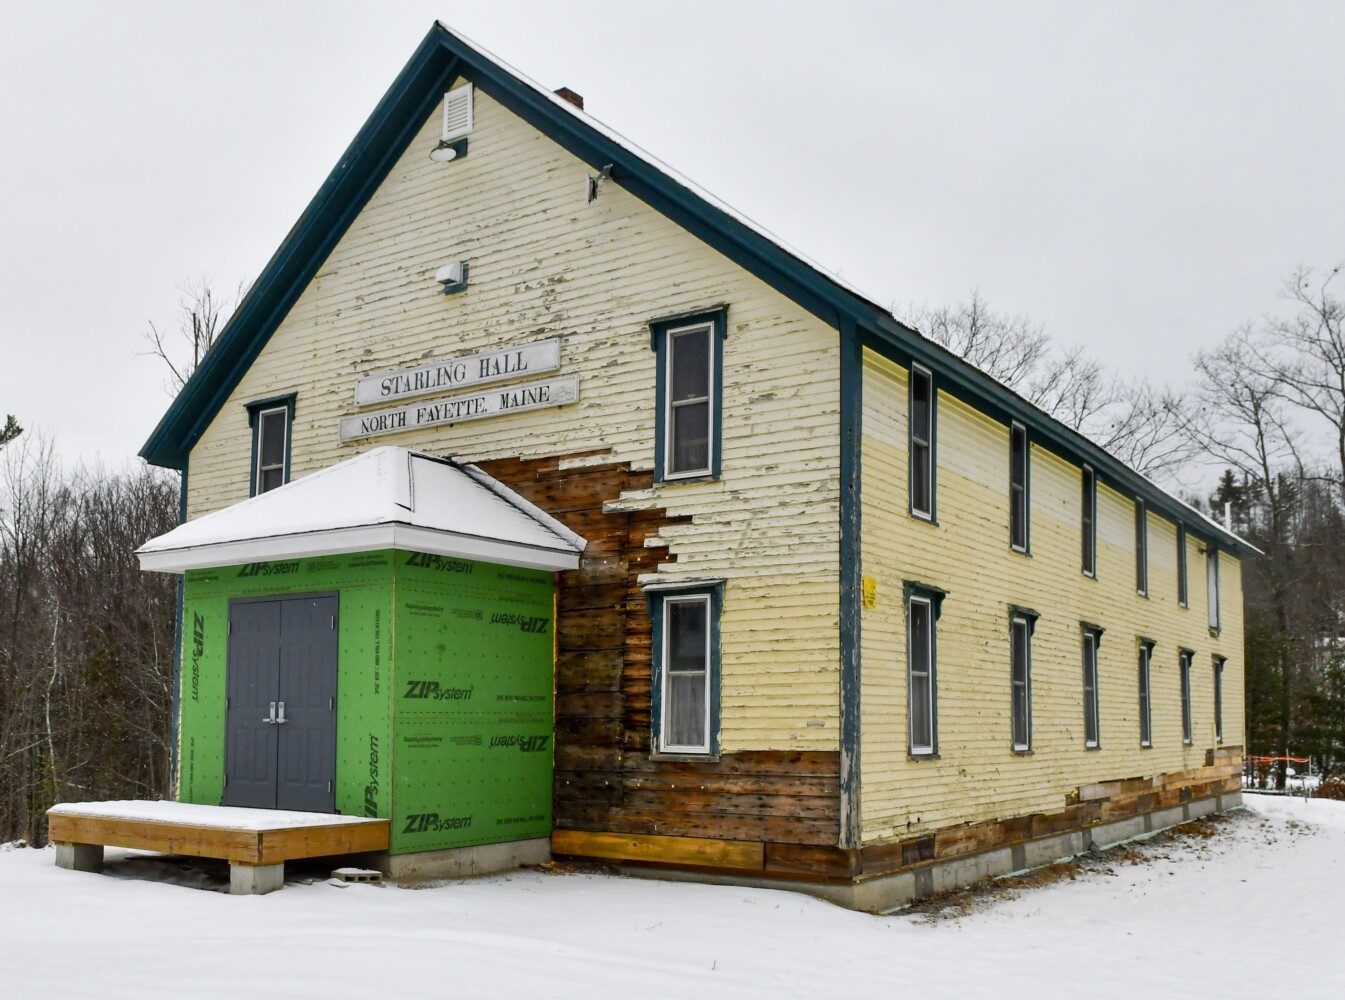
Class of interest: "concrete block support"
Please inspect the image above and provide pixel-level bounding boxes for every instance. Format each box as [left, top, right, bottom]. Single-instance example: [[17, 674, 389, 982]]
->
[[54, 842, 103, 873], [374, 837, 551, 880], [230, 862, 285, 895]]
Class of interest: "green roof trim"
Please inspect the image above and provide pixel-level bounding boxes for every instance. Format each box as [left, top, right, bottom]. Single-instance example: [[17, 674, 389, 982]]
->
[[139, 22, 1253, 559]]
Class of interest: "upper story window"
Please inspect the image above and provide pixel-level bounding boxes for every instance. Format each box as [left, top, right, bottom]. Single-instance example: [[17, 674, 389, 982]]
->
[[246, 395, 295, 496], [1135, 499, 1148, 596], [647, 582, 723, 756], [910, 364, 935, 520], [1010, 422, 1030, 553], [1177, 524, 1189, 608], [1081, 465, 1097, 577], [1207, 546, 1221, 632], [651, 309, 726, 481]]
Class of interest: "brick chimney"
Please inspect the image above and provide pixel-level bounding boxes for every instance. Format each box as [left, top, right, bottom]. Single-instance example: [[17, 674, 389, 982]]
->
[[554, 87, 584, 110]]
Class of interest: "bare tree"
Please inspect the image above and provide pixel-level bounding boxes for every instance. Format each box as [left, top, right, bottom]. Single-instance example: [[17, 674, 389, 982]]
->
[[142, 279, 239, 394], [899, 292, 1195, 480], [1253, 266, 1345, 501]]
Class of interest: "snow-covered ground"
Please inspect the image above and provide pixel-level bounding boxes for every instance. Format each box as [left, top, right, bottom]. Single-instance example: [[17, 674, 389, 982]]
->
[[3, 797, 1341, 999]]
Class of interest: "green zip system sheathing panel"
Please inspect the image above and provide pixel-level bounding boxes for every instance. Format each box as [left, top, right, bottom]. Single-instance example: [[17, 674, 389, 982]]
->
[[177, 550, 554, 855]]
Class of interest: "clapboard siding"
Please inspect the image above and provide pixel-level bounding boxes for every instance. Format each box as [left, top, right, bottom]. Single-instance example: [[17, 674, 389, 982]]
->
[[860, 351, 1244, 844], [186, 85, 842, 753]]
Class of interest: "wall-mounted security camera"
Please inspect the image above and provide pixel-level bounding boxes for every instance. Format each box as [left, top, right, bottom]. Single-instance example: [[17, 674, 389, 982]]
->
[[436, 261, 469, 295]]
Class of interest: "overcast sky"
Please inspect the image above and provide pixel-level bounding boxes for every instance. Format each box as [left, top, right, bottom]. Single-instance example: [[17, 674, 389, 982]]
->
[[3, 1, 1343, 470]]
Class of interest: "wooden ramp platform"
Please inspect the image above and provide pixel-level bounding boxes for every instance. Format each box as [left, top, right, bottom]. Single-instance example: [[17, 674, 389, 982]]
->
[[46, 801, 389, 895]]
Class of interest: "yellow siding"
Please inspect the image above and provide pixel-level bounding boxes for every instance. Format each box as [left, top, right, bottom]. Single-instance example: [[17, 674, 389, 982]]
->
[[186, 86, 840, 752], [860, 351, 1244, 843]]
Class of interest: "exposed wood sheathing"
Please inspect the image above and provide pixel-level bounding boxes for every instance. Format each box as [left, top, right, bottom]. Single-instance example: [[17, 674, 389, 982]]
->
[[478, 451, 842, 847], [860, 352, 1245, 845]]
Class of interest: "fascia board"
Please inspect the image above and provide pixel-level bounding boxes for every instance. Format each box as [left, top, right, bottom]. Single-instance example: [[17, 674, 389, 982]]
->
[[136, 523, 580, 574]]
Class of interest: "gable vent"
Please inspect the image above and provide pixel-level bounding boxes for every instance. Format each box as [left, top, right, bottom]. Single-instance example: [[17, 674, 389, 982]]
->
[[442, 85, 474, 141]]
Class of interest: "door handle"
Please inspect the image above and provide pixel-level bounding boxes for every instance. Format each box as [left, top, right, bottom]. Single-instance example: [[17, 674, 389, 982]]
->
[[276, 701, 288, 724], [263, 701, 277, 724]]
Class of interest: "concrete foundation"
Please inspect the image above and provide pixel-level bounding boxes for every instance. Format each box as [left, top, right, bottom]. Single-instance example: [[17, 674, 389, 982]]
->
[[620, 791, 1244, 914], [54, 842, 103, 873], [230, 862, 285, 895], [373, 837, 551, 880]]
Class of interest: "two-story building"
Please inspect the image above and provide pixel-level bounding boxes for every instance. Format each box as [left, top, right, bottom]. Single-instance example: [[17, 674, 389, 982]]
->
[[136, 22, 1249, 910]]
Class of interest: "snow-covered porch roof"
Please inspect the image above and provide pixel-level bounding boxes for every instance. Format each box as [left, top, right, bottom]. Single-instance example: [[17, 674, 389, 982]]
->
[[136, 446, 586, 573]]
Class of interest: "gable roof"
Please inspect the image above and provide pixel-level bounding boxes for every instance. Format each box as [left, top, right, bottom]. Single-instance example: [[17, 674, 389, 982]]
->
[[138, 21, 1252, 557], [136, 445, 586, 573]]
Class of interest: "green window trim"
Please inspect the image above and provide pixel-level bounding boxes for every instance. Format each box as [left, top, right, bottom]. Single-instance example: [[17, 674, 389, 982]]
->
[[1138, 639, 1155, 748], [1010, 422, 1030, 554], [650, 307, 727, 483], [1179, 648, 1194, 745], [1082, 624, 1104, 749], [1009, 606, 1038, 753], [904, 582, 946, 758], [1082, 465, 1097, 578], [1177, 523, 1189, 608], [1214, 656, 1225, 743], [909, 363, 936, 521], [1135, 499, 1149, 597], [246, 394, 295, 497], [645, 579, 724, 756]]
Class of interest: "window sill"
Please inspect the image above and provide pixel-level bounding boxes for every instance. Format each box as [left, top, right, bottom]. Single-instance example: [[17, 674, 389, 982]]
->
[[1010, 545, 1031, 558], [1082, 570, 1097, 581], [1011, 747, 1033, 756], [649, 750, 720, 763], [910, 510, 938, 527], [1084, 743, 1101, 751], [656, 473, 719, 487], [908, 751, 940, 761], [1140, 742, 1153, 750]]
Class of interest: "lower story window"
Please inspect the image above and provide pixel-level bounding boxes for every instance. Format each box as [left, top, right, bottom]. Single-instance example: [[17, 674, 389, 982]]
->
[[647, 583, 722, 755], [905, 583, 946, 756], [1010, 607, 1038, 752], [1082, 626, 1102, 748], [1180, 650, 1194, 745], [1138, 641, 1154, 748], [1214, 656, 1225, 743]]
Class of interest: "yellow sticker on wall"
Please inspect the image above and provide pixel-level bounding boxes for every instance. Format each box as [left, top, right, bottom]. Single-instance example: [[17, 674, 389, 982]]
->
[[862, 576, 877, 609]]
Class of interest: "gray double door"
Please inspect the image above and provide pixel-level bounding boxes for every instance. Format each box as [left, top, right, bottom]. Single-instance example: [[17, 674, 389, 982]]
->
[[223, 594, 338, 814]]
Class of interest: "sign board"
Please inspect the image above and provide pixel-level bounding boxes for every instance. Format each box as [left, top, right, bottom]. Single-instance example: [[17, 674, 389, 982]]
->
[[340, 374, 580, 442], [354, 338, 561, 406]]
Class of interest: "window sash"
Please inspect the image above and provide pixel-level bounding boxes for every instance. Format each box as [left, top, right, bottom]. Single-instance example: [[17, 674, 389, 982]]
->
[[1011, 617, 1031, 751], [1177, 524, 1188, 607], [1083, 632, 1100, 747], [908, 597, 935, 754], [910, 366, 934, 518], [1214, 658, 1224, 742], [1207, 549, 1220, 630], [660, 595, 712, 753], [254, 406, 289, 495], [1010, 424, 1028, 551], [1081, 466, 1096, 577], [1135, 501, 1148, 595], [1138, 646, 1152, 747], [1180, 652, 1193, 744], [664, 325, 714, 478]]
